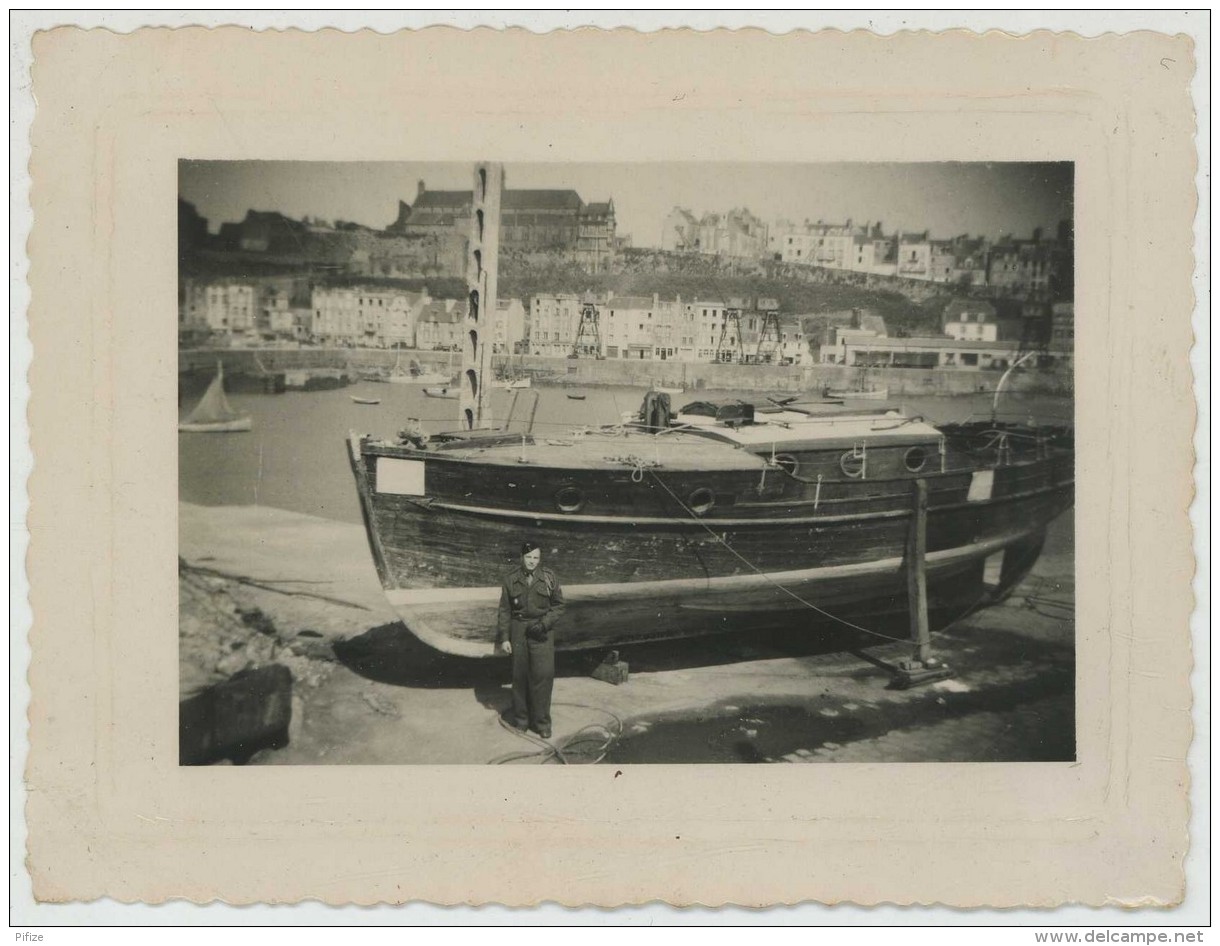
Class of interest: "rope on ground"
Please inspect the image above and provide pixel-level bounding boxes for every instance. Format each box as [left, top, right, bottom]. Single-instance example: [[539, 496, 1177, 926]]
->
[[489, 702, 625, 765]]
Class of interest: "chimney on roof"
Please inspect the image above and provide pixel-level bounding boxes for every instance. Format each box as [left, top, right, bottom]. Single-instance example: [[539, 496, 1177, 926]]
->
[[1032, 226, 1044, 243], [417, 180, 426, 199]]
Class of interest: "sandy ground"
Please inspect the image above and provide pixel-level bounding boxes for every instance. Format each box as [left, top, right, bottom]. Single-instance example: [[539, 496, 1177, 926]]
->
[[179, 502, 1075, 765]]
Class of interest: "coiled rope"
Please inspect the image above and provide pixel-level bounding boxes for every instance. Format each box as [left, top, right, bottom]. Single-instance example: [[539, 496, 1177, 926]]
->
[[490, 702, 625, 765]]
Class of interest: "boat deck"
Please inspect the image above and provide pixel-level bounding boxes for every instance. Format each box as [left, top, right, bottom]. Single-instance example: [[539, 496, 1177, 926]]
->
[[370, 427, 769, 472], [674, 410, 947, 449]]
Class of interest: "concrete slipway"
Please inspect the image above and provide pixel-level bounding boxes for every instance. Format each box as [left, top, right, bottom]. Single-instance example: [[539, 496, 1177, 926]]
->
[[179, 502, 1075, 766]]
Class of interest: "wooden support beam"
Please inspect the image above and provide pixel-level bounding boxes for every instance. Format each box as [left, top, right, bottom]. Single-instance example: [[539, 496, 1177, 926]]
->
[[906, 477, 931, 664]]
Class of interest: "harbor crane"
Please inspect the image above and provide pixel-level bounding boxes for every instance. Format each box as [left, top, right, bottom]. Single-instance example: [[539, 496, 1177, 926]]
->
[[712, 297, 783, 364], [570, 294, 605, 358]]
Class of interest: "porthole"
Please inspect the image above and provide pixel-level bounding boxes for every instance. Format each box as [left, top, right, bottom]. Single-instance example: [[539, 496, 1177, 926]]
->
[[687, 487, 716, 515], [773, 453, 799, 476], [904, 446, 929, 473], [840, 450, 866, 479], [555, 486, 584, 513]]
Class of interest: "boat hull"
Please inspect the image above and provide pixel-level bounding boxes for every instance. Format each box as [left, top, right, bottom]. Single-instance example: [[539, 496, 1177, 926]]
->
[[379, 527, 1052, 657], [178, 416, 253, 433], [347, 435, 1072, 658]]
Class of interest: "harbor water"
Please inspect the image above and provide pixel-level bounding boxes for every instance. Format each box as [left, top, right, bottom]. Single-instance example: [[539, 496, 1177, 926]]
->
[[179, 380, 1074, 525]]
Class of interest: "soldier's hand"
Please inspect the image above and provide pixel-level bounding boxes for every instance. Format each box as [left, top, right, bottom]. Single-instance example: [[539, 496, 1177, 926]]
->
[[497, 640, 512, 656]]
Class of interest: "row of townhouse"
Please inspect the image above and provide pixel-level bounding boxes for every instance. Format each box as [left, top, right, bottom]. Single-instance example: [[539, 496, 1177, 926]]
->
[[528, 293, 810, 364], [768, 220, 1068, 294], [312, 289, 526, 351], [661, 207, 770, 259], [180, 279, 527, 351]]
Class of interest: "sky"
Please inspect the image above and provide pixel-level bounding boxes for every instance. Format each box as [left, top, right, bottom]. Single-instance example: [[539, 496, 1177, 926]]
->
[[180, 161, 1073, 247]]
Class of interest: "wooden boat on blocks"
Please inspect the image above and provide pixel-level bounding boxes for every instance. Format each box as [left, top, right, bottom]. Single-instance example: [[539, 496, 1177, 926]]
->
[[347, 393, 1074, 658]]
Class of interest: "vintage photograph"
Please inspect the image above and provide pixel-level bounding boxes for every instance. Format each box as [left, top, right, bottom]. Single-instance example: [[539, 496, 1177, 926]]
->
[[24, 18, 1199, 911], [177, 159, 1076, 766]]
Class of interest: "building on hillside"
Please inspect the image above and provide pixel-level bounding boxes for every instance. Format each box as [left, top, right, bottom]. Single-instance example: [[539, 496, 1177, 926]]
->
[[896, 232, 932, 279], [987, 229, 1066, 296], [850, 234, 899, 276], [928, 241, 957, 283], [262, 288, 296, 340], [391, 181, 617, 270], [686, 299, 730, 361], [778, 322, 811, 365], [181, 280, 258, 336], [602, 294, 656, 360], [661, 207, 700, 252], [772, 220, 884, 268], [528, 293, 586, 357], [492, 299, 528, 354], [818, 316, 889, 365], [576, 201, 617, 273], [949, 236, 990, 286], [1051, 301, 1074, 349], [217, 210, 310, 254], [310, 285, 430, 347], [662, 207, 769, 258], [414, 299, 468, 351], [942, 299, 1000, 342], [649, 296, 691, 361]]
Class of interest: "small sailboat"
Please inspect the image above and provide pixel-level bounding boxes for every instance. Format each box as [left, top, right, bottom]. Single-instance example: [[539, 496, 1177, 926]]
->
[[350, 395, 382, 405], [493, 375, 532, 390], [178, 363, 253, 433], [422, 386, 458, 400], [388, 352, 450, 385]]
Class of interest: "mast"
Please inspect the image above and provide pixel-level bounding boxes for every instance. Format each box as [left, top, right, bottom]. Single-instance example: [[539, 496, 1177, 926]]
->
[[461, 162, 502, 429]]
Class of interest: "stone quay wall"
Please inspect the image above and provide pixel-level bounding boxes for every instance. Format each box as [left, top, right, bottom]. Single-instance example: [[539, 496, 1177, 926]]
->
[[179, 347, 1074, 397]]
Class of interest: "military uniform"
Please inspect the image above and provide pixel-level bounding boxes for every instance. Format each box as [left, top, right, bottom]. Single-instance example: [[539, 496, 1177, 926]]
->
[[496, 563, 565, 734]]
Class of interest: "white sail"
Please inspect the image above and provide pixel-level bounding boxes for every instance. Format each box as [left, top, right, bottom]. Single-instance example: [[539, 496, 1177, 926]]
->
[[180, 363, 252, 432]]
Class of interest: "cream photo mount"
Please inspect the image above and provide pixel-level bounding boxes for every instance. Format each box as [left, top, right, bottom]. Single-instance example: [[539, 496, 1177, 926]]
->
[[23, 25, 1197, 908]]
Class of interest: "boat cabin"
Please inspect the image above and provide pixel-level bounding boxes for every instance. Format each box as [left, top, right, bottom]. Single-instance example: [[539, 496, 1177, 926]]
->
[[672, 398, 951, 481]]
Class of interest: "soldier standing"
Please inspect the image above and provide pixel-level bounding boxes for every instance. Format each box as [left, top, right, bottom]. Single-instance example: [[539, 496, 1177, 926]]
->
[[495, 541, 565, 739]]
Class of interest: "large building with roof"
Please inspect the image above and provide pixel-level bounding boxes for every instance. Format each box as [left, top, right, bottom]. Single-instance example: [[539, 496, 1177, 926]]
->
[[389, 180, 618, 272]]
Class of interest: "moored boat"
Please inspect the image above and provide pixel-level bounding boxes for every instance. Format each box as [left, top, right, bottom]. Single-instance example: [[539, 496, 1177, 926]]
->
[[387, 353, 450, 385], [179, 363, 252, 433], [351, 395, 382, 405], [824, 385, 889, 400], [347, 160, 1073, 660], [346, 394, 1073, 658]]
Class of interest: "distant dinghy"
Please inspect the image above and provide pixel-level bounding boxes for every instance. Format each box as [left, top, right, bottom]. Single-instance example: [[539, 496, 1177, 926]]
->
[[351, 395, 382, 405], [178, 363, 252, 433], [422, 386, 458, 400]]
